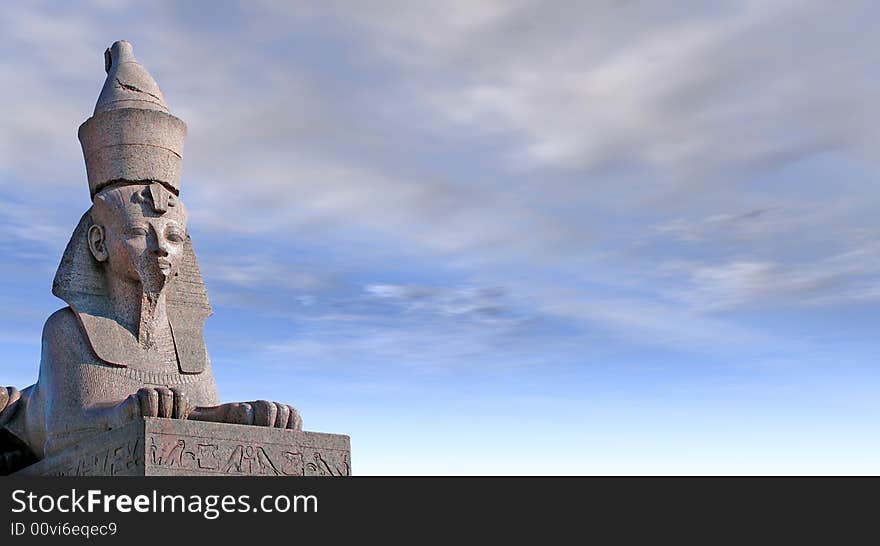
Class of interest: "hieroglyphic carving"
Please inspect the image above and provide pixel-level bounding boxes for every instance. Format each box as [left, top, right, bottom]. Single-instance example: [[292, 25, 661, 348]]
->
[[279, 451, 348, 476], [281, 452, 305, 476], [221, 445, 280, 475], [151, 436, 203, 470], [15, 419, 350, 476], [146, 433, 350, 476], [196, 443, 220, 470], [305, 452, 350, 476], [44, 437, 142, 476]]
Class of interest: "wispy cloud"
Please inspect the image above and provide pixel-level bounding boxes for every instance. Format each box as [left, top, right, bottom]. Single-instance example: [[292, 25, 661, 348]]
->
[[2, 0, 879, 378], [677, 242, 880, 311], [333, 1, 880, 175], [365, 283, 508, 319]]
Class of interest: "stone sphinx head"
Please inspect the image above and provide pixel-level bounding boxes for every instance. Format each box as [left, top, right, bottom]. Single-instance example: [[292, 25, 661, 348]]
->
[[52, 40, 210, 374]]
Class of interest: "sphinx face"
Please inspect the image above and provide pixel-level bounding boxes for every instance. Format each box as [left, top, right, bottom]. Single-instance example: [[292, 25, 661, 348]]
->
[[91, 184, 188, 293]]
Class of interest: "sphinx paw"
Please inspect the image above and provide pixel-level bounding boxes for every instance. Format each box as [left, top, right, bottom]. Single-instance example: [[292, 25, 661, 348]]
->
[[0, 386, 20, 412], [223, 401, 302, 429], [132, 386, 190, 419], [0, 387, 21, 427]]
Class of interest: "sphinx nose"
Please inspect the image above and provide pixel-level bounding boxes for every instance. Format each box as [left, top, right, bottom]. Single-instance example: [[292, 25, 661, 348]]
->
[[149, 226, 169, 256], [154, 239, 170, 257]]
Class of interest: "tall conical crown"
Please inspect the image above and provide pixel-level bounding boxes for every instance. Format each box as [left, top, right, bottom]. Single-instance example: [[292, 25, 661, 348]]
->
[[94, 40, 169, 114], [78, 41, 187, 199]]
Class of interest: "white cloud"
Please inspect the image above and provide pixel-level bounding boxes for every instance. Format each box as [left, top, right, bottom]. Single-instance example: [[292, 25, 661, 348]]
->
[[679, 242, 880, 311], [365, 283, 507, 318], [541, 296, 764, 350], [334, 0, 880, 176], [2, 0, 879, 362]]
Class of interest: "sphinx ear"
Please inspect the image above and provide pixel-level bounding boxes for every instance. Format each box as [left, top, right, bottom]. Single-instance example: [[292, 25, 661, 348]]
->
[[88, 224, 108, 262]]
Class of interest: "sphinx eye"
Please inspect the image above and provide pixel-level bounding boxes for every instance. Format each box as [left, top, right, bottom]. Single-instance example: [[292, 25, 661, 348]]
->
[[166, 228, 185, 243], [127, 226, 148, 237]]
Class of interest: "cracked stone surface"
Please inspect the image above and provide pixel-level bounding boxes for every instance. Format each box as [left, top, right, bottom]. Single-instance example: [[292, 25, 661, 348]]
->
[[95, 40, 168, 114]]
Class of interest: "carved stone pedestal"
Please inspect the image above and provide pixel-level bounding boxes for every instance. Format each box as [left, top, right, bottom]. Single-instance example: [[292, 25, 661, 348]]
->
[[14, 418, 351, 476]]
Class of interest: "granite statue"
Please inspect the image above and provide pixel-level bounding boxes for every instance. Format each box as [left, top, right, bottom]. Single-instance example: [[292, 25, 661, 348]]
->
[[0, 41, 304, 475]]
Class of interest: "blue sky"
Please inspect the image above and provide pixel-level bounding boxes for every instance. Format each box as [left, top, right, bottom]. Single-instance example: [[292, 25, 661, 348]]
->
[[2, 1, 880, 474]]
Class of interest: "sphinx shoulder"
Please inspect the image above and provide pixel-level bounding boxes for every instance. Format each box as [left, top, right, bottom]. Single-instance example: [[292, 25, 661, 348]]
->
[[43, 307, 77, 336], [41, 307, 88, 355]]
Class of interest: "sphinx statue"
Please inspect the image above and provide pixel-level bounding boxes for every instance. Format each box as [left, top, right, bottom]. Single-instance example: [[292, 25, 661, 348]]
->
[[0, 41, 302, 475]]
